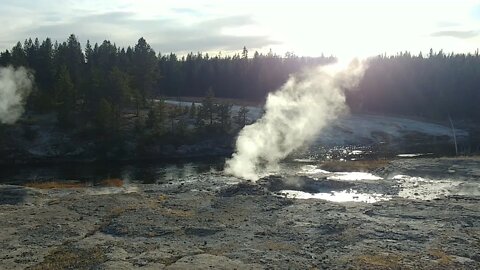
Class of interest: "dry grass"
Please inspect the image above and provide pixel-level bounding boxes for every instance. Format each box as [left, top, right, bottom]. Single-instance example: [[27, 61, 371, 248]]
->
[[320, 159, 389, 172], [110, 207, 125, 217], [145, 194, 169, 208], [264, 240, 297, 252], [99, 178, 124, 187], [157, 194, 169, 202], [203, 246, 234, 256], [356, 253, 402, 269], [428, 248, 453, 266], [29, 246, 107, 270], [25, 181, 86, 189]]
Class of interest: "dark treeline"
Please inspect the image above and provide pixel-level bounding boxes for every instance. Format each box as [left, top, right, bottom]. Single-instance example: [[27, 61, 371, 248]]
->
[[1, 34, 479, 126], [0, 34, 332, 126], [348, 50, 480, 121]]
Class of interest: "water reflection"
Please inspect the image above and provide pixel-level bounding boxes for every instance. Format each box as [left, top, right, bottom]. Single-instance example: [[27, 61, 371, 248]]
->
[[327, 172, 382, 181], [280, 163, 469, 203], [277, 189, 388, 203], [296, 164, 382, 181], [298, 165, 330, 175], [396, 153, 433, 158], [1, 158, 474, 204], [0, 160, 223, 185], [392, 174, 461, 200]]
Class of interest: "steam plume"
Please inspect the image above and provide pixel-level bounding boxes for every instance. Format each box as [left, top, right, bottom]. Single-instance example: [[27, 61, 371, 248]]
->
[[0, 66, 34, 124], [225, 59, 366, 181]]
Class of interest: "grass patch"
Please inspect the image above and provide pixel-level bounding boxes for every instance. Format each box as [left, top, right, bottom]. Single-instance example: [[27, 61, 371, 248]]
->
[[320, 159, 389, 172], [110, 207, 125, 217], [157, 194, 168, 202], [202, 246, 234, 256], [356, 253, 402, 269], [99, 178, 124, 187], [428, 248, 453, 266], [25, 181, 87, 189], [28, 246, 107, 270]]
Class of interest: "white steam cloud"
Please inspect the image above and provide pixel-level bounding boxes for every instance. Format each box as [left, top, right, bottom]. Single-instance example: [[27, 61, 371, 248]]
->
[[225, 59, 366, 181], [0, 66, 34, 124]]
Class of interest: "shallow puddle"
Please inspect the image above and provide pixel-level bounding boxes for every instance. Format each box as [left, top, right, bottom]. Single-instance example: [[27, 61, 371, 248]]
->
[[397, 153, 433, 158], [298, 165, 330, 175], [327, 172, 383, 181], [277, 189, 388, 203], [270, 163, 475, 203], [297, 165, 382, 181], [392, 174, 461, 200]]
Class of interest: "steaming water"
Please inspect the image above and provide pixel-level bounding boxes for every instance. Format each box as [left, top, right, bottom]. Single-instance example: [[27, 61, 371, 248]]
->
[[1, 161, 469, 203], [226, 60, 366, 181], [0, 66, 34, 124], [0, 156, 476, 204]]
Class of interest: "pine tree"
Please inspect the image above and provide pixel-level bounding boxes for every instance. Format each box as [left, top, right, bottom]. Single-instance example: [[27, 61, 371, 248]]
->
[[218, 103, 232, 131], [201, 88, 216, 126], [54, 66, 76, 127], [11, 42, 27, 67], [95, 98, 114, 133], [242, 46, 248, 59], [146, 101, 165, 134], [132, 37, 157, 102]]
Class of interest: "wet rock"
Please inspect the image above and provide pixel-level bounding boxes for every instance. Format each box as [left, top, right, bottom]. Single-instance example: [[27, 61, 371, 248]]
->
[[184, 227, 222, 237], [217, 182, 266, 197], [0, 185, 28, 205], [261, 175, 354, 193]]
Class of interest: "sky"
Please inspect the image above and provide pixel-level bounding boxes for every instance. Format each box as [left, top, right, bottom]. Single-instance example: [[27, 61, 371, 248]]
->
[[0, 0, 479, 59]]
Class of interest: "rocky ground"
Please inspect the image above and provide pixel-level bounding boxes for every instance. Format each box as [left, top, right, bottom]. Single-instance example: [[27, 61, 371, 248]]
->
[[0, 157, 479, 269]]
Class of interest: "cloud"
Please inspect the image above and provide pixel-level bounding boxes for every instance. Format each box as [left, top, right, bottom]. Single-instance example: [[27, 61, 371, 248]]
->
[[171, 7, 202, 16], [152, 35, 277, 53], [149, 16, 278, 52], [431, 30, 479, 39], [436, 21, 461, 28], [6, 10, 277, 54]]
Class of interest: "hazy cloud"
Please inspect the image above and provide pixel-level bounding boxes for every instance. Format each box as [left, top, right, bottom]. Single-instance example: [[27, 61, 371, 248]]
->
[[2, 0, 478, 57], [148, 16, 278, 52], [436, 21, 461, 28], [431, 30, 479, 39], [11, 11, 276, 54], [152, 35, 277, 53], [171, 7, 202, 16]]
